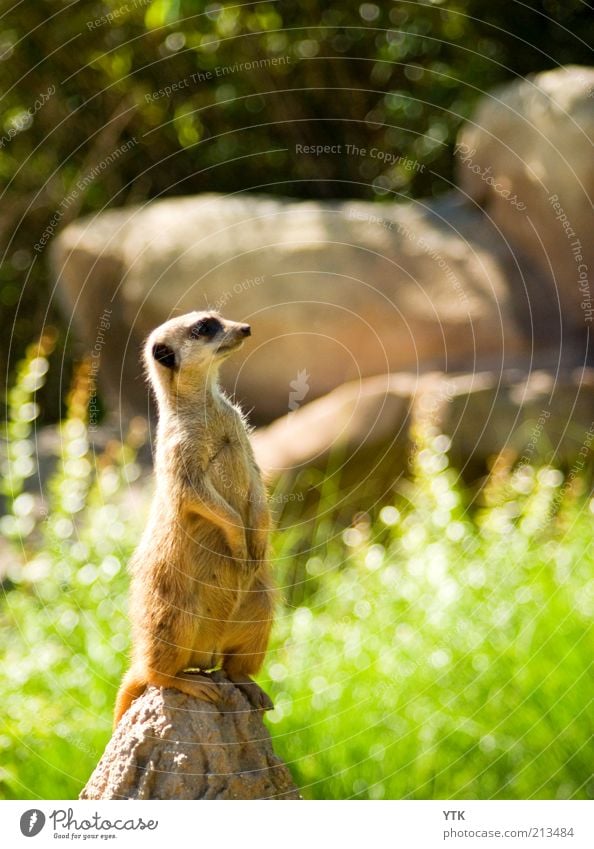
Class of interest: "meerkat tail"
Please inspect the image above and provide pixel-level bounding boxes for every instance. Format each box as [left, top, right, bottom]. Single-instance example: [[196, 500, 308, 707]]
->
[[113, 670, 147, 728]]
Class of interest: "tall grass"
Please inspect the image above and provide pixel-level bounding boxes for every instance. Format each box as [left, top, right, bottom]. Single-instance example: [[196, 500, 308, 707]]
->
[[0, 345, 592, 799]]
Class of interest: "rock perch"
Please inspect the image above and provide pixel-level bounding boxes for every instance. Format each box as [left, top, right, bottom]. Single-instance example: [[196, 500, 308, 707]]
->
[[80, 673, 300, 800]]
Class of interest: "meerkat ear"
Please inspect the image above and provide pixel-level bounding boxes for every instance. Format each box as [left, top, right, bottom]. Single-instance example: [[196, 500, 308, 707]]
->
[[152, 343, 177, 370]]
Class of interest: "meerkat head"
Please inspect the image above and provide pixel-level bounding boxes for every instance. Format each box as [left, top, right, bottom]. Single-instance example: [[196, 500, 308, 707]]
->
[[145, 310, 251, 403]]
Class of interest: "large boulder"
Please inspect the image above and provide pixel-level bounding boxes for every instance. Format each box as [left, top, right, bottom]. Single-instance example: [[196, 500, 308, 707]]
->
[[52, 191, 533, 423], [456, 65, 594, 335], [80, 674, 299, 800]]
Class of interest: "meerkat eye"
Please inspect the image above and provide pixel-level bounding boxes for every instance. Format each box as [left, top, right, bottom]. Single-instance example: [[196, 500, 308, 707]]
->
[[189, 317, 222, 339]]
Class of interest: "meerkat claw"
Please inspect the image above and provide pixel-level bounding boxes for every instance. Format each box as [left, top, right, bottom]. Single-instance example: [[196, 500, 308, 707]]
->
[[228, 674, 274, 711]]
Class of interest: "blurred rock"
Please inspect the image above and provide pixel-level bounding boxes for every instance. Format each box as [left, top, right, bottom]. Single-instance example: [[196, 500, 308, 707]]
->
[[80, 672, 299, 800], [253, 372, 414, 474], [49, 194, 539, 425], [456, 65, 594, 335], [253, 367, 594, 481]]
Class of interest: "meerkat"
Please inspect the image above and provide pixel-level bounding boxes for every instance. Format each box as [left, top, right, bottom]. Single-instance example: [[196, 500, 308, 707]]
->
[[114, 311, 275, 726]]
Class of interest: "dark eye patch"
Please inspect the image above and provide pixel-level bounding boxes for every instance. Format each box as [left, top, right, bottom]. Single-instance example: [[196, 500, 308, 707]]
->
[[152, 343, 176, 369], [189, 317, 222, 339]]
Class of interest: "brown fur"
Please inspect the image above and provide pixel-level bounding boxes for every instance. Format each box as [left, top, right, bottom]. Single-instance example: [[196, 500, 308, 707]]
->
[[114, 311, 275, 726]]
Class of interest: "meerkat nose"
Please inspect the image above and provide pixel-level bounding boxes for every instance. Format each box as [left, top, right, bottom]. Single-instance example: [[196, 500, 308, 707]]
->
[[240, 324, 251, 336]]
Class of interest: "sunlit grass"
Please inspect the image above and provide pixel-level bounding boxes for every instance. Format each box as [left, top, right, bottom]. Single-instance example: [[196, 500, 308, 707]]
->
[[0, 344, 592, 800], [267, 444, 594, 799]]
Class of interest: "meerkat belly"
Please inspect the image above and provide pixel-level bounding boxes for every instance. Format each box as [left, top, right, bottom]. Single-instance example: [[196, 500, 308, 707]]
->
[[186, 571, 247, 671], [178, 523, 246, 662], [187, 586, 247, 670]]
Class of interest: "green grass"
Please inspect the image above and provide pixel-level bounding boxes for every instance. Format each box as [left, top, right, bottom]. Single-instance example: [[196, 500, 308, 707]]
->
[[0, 345, 592, 799], [268, 455, 594, 799]]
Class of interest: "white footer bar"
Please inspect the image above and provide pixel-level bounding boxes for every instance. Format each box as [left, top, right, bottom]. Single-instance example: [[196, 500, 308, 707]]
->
[[1, 800, 592, 848]]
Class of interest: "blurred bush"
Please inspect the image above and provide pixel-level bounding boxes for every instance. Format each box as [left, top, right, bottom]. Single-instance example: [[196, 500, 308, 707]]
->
[[1, 1, 593, 418]]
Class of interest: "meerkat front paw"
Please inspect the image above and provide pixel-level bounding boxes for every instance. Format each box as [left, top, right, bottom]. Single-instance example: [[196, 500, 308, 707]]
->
[[223, 545, 249, 572], [233, 540, 262, 573], [248, 544, 267, 564], [246, 534, 268, 568], [229, 537, 249, 565], [242, 556, 264, 574]]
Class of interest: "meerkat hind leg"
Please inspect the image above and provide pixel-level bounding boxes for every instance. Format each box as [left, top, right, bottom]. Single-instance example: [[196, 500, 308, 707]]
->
[[149, 669, 220, 704], [222, 580, 275, 710], [224, 670, 274, 711], [114, 666, 220, 728]]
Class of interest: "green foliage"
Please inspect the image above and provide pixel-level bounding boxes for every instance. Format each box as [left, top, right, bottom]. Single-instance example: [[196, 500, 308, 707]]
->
[[268, 432, 594, 799], [1, 1, 593, 415], [0, 331, 55, 516], [0, 350, 592, 799], [0, 344, 143, 798]]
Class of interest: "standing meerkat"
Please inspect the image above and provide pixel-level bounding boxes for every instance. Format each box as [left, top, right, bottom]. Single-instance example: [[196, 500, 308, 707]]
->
[[114, 311, 275, 726]]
